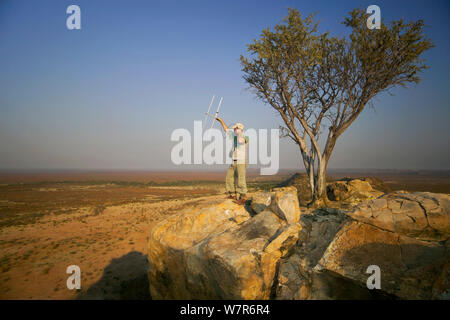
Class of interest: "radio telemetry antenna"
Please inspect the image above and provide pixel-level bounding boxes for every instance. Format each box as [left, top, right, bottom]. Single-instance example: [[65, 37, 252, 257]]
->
[[203, 95, 215, 131], [203, 95, 223, 130], [210, 97, 223, 129]]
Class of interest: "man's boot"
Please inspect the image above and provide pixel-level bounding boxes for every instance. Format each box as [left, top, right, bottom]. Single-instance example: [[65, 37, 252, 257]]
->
[[233, 194, 246, 205]]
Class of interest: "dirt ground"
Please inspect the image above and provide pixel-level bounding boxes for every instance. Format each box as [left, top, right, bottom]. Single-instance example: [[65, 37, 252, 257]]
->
[[0, 171, 288, 299], [0, 169, 448, 299], [0, 192, 229, 299]]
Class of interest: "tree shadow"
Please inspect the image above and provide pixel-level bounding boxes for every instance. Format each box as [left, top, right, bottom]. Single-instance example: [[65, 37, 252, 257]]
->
[[77, 251, 151, 300]]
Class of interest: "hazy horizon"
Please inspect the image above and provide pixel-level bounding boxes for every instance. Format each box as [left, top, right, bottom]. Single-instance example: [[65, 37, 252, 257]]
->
[[0, 167, 449, 173]]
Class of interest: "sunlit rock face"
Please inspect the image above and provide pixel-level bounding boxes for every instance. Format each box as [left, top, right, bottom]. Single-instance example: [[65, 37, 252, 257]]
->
[[147, 187, 302, 299], [346, 191, 450, 241], [277, 192, 450, 300], [326, 178, 384, 205], [148, 186, 450, 300]]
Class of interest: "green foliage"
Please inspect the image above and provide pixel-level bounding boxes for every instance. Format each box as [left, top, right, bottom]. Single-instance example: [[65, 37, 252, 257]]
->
[[343, 8, 434, 89], [240, 8, 433, 128], [240, 8, 433, 202]]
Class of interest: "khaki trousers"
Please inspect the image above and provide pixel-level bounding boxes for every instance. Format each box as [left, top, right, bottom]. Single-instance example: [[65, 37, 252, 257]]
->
[[226, 161, 247, 197]]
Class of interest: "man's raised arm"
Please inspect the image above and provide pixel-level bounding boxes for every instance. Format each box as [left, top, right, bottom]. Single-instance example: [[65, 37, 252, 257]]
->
[[215, 117, 229, 132]]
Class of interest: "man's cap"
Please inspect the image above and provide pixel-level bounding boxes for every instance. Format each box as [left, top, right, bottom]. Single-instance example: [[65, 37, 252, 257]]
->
[[232, 123, 244, 130]]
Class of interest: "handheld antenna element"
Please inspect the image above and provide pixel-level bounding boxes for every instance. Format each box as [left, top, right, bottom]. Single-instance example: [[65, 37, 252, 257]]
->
[[203, 95, 215, 131], [210, 97, 223, 129], [204, 95, 223, 130]]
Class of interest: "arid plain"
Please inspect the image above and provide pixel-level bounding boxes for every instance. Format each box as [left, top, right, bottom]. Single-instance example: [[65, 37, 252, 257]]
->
[[0, 169, 449, 299]]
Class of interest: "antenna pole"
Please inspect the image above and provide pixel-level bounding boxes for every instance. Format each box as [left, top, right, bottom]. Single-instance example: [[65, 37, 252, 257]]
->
[[210, 97, 223, 129], [203, 95, 215, 130]]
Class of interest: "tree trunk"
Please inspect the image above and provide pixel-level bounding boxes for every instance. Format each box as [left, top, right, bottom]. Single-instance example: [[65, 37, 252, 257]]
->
[[308, 158, 315, 199], [309, 160, 329, 208], [299, 138, 332, 208]]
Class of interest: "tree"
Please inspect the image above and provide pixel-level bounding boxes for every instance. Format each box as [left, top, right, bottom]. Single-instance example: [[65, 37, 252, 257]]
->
[[240, 8, 433, 206]]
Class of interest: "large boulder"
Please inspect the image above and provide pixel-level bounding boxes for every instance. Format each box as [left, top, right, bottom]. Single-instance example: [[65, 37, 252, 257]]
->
[[276, 192, 450, 300], [326, 178, 384, 205], [148, 188, 449, 300], [275, 208, 353, 299], [251, 192, 272, 214], [360, 177, 392, 193], [269, 187, 301, 224], [277, 173, 390, 207], [251, 187, 301, 224], [315, 221, 448, 299], [347, 191, 450, 241], [148, 188, 302, 299], [147, 200, 251, 299], [276, 173, 313, 206]]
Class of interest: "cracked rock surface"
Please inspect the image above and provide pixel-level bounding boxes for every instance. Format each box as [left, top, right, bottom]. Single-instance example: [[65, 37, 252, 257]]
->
[[148, 188, 450, 300], [346, 191, 450, 241], [148, 187, 301, 299]]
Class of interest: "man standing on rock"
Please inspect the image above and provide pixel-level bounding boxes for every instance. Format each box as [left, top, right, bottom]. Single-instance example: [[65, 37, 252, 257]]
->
[[215, 117, 249, 205]]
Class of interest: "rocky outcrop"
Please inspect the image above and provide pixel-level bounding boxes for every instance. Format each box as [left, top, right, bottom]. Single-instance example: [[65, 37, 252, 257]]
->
[[148, 187, 302, 299], [251, 187, 301, 224], [250, 192, 272, 214], [326, 178, 384, 205], [276, 173, 313, 205], [277, 191, 450, 300], [346, 191, 450, 241], [277, 174, 390, 207], [314, 221, 448, 299], [359, 177, 392, 193], [148, 188, 450, 300]]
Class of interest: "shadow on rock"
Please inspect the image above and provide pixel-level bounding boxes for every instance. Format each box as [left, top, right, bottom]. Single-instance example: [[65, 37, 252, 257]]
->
[[320, 240, 448, 299], [77, 251, 151, 300]]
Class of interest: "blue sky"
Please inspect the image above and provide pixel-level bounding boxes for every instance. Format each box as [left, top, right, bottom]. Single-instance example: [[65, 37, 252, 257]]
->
[[0, 0, 449, 171]]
